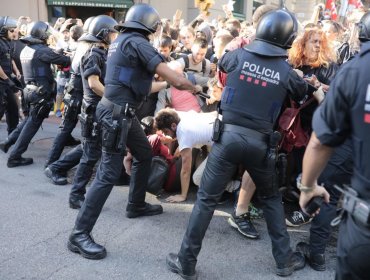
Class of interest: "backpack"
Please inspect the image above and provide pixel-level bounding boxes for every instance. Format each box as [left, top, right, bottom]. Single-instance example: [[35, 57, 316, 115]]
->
[[278, 98, 315, 153], [147, 156, 169, 195], [183, 55, 207, 75]]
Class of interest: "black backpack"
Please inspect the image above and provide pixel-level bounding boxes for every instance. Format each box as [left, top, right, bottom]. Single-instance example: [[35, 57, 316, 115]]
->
[[147, 156, 169, 195]]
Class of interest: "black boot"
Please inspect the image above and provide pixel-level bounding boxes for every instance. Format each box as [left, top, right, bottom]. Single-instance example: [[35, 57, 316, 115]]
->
[[166, 253, 197, 280], [126, 202, 163, 218], [7, 157, 33, 168], [69, 195, 85, 209], [276, 251, 305, 277], [67, 229, 106, 260], [296, 242, 326, 271], [0, 140, 12, 153]]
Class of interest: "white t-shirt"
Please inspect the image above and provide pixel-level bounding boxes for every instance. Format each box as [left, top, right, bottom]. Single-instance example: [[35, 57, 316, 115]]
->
[[176, 111, 216, 152]]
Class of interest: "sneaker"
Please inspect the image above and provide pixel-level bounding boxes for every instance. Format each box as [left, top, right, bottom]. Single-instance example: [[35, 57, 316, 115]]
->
[[55, 110, 62, 118], [228, 211, 259, 239], [296, 242, 326, 271], [286, 210, 312, 227], [248, 203, 263, 219]]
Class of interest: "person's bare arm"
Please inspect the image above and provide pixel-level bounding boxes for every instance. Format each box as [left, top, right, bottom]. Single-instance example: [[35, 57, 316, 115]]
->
[[166, 148, 192, 203], [155, 62, 201, 92], [87, 75, 104, 97]]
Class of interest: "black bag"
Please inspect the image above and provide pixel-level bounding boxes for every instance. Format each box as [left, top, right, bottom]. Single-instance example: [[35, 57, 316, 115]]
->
[[147, 156, 169, 195]]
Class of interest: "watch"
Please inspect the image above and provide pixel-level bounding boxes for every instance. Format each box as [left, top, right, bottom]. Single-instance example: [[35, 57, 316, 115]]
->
[[297, 178, 315, 193]]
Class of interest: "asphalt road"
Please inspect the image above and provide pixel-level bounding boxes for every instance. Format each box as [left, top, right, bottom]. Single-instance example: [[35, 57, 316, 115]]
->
[[0, 116, 337, 280]]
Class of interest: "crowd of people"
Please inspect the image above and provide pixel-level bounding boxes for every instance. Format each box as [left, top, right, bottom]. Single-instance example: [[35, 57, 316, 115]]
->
[[0, 2, 369, 279]]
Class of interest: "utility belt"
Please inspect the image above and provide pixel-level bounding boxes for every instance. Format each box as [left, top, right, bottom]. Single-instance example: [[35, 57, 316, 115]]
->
[[23, 83, 48, 104], [215, 121, 282, 170], [222, 123, 270, 142], [78, 100, 99, 139], [100, 96, 132, 154], [334, 185, 370, 228], [100, 96, 136, 118]]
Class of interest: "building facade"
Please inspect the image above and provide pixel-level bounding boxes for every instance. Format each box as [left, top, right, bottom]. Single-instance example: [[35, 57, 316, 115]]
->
[[2, 0, 362, 26]]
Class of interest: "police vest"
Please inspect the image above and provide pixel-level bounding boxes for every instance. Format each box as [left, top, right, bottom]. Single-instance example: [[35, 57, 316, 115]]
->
[[20, 44, 55, 88], [104, 32, 153, 108], [221, 49, 291, 132], [80, 46, 107, 106], [0, 38, 13, 76]]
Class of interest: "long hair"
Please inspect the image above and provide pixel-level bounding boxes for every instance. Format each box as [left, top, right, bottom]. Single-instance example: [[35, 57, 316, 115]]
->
[[288, 27, 337, 68]]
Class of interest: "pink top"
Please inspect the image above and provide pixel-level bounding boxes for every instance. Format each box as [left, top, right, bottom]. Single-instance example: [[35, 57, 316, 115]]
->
[[170, 87, 201, 112]]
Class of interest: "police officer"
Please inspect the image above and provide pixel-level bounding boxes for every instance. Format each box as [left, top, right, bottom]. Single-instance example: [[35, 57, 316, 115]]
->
[[299, 11, 370, 280], [45, 17, 95, 168], [0, 16, 20, 135], [0, 21, 70, 167], [68, 15, 118, 209], [67, 3, 200, 260], [166, 10, 316, 278]]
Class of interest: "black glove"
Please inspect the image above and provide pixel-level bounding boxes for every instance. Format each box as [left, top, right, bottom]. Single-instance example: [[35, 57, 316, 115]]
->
[[5, 78, 16, 89]]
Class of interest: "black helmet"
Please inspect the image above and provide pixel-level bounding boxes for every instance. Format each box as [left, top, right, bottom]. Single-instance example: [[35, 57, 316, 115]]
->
[[80, 15, 117, 44], [358, 11, 370, 42], [115, 3, 161, 34], [83, 16, 95, 33], [21, 21, 50, 44], [246, 9, 298, 57], [0, 16, 17, 37]]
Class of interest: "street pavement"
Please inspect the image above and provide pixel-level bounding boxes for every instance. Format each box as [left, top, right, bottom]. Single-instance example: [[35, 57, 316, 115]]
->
[[0, 116, 337, 280]]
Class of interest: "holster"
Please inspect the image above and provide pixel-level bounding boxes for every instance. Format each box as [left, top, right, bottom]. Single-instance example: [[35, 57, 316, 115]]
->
[[24, 84, 46, 104], [30, 99, 52, 120], [64, 94, 81, 122], [212, 104, 223, 142], [101, 117, 129, 154], [267, 131, 281, 162]]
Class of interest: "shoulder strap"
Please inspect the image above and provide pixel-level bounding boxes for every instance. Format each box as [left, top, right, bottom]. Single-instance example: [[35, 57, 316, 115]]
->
[[202, 59, 206, 75], [183, 55, 190, 72]]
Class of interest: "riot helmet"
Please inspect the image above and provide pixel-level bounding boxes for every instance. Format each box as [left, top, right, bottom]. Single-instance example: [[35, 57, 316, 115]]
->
[[358, 11, 370, 42], [21, 21, 50, 44], [0, 16, 17, 37], [83, 16, 95, 33], [80, 15, 117, 44], [115, 3, 161, 34], [246, 9, 298, 57]]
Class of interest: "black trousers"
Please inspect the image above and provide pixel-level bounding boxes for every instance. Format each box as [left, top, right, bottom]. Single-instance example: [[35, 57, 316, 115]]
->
[[0, 85, 19, 134], [49, 144, 83, 175], [46, 110, 79, 166], [309, 139, 353, 255], [70, 135, 101, 199], [74, 103, 152, 233], [7, 106, 46, 160], [335, 214, 370, 280], [178, 128, 293, 269]]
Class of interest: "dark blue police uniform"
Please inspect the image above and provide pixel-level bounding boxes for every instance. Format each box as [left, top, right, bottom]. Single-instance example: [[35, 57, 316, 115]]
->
[[73, 30, 165, 232], [0, 36, 19, 134], [45, 51, 84, 166], [69, 46, 107, 202], [5, 43, 70, 165], [176, 45, 313, 273], [312, 41, 370, 280]]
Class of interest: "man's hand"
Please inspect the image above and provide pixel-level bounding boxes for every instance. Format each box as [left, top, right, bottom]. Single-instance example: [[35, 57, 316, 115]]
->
[[165, 194, 186, 203], [299, 185, 330, 216]]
